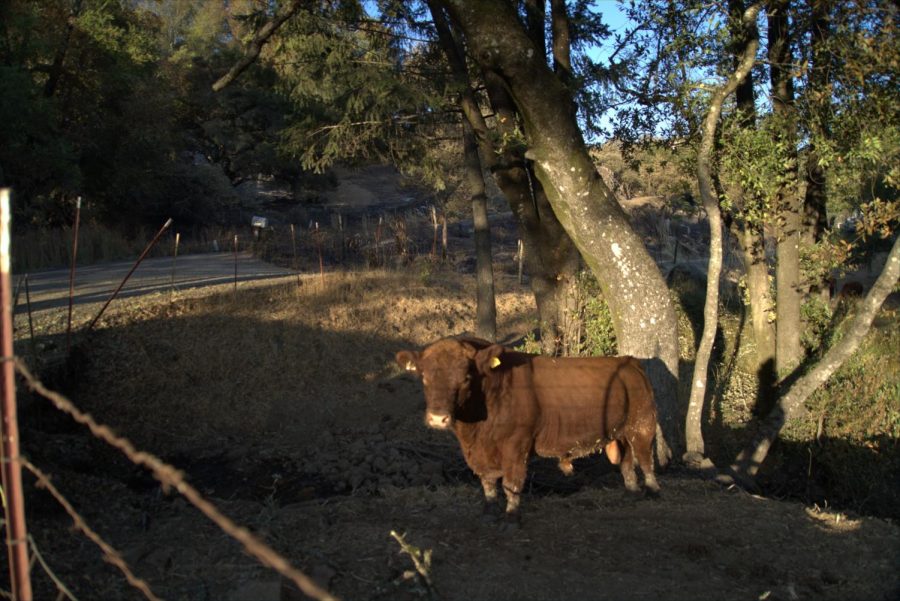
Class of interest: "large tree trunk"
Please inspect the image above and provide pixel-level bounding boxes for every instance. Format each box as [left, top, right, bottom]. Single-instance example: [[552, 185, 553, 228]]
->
[[732, 234, 900, 480], [462, 123, 497, 340], [737, 223, 778, 410], [725, 0, 777, 411], [428, 1, 577, 350], [483, 72, 581, 355], [802, 0, 832, 301], [428, 1, 497, 340], [769, 0, 804, 375], [440, 0, 682, 463], [685, 2, 761, 461]]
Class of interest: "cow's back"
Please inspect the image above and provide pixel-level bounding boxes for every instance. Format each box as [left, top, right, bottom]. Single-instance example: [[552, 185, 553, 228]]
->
[[529, 355, 654, 458]]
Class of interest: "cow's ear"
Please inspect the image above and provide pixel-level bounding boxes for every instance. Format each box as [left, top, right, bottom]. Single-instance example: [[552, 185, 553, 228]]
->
[[460, 341, 479, 360], [474, 344, 505, 375], [396, 350, 420, 373]]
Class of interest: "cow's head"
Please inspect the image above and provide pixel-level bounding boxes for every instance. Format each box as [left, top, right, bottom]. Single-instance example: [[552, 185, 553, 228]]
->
[[396, 338, 485, 430]]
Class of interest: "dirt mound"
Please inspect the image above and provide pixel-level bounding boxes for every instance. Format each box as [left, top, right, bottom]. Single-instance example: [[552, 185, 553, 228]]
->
[[323, 165, 423, 212], [12, 269, 900, 601]]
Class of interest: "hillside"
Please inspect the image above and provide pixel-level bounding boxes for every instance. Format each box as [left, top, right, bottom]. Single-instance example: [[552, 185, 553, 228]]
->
[[12, 269, 900, 601]]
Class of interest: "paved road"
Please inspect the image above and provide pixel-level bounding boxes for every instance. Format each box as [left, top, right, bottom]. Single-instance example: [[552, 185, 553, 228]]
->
[[18, 252, 295, 314]]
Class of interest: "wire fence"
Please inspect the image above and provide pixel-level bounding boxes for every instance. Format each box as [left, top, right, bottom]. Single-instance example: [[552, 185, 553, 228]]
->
[[2, 197, 476, 599], [6, 358, 340, 601], [2, 193, 712, 599]]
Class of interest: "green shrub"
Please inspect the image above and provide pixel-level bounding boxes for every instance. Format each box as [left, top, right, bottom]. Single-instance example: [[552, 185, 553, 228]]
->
[[801, 295, 834, 355], [580, 281, 617, 357]]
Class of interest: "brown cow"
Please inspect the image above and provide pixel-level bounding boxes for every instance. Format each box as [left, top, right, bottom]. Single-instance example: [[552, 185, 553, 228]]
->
[[396, 337, 660, 519]]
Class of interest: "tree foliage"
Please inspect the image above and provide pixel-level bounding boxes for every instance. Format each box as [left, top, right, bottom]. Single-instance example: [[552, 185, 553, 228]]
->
[[0, 0, 301, 229]]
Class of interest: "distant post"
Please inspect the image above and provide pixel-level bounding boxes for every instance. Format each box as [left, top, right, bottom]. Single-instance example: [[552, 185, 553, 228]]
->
[[431, 206, 438, 259], [441, 213, 448, 261], [314, 222, 324, 285], [170, 231, 180, 295], [290, 224, 301, 288], [66, 196, 81, 354], [517, 240, 525, 285], [233, 234, 239, 293], [375, 216, 384, 267]]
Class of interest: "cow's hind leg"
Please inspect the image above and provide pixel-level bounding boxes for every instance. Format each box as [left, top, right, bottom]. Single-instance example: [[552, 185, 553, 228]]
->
[[633, 435, 661, 496], [619, 441, 641, 493]]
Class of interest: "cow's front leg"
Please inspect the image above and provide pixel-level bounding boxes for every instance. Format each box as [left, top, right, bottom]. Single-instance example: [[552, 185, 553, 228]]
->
[[501, 452, 529, 520], [480, 476, 502, 516]]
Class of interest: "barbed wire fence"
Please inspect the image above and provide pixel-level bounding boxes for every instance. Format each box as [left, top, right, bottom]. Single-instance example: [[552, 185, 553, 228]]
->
[[1, 198, 472, 600], [0, 186, 348, 600], [5, 359, 340, 601]]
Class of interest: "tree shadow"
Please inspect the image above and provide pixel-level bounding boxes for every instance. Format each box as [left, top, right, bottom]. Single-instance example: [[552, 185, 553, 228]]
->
[[11, 274, 900, 601]]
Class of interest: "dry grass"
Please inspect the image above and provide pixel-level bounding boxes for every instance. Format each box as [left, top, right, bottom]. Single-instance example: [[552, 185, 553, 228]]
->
[[13, 261, 900, 601], [46, 266, 534, 457]]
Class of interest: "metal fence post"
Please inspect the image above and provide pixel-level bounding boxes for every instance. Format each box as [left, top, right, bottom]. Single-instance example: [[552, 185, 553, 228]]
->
[[85, 218, 173, 333], [0, 188, 33, 601], [170, 232, 180, 295], [66, 196, 81, 354], [233, 234, 238, 294]]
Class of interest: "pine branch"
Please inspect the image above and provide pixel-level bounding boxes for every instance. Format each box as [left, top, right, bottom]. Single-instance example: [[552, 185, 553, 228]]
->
[[212, 0, 306, 92]]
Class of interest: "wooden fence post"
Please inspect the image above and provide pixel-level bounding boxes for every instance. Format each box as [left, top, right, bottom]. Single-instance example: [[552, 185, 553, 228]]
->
[[315, 222, 324, 285], [290, 224, 301, 288]]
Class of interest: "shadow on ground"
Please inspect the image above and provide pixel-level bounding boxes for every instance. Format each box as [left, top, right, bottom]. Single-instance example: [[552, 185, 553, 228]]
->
[[9, 273, 900, 601]]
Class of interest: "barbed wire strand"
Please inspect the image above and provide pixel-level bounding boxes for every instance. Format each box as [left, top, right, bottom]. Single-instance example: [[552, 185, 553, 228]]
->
[[14, 358, 339, 601], [21, 459, 160, 601], [27, 534, 80, 601], [28, 534, 78, 601]]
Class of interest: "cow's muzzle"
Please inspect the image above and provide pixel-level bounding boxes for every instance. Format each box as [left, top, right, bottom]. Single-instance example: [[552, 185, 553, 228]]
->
[[426, 412, 452, 429]]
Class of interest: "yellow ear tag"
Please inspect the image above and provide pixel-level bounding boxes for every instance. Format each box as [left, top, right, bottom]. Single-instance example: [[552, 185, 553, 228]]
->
[[405, 361, 417, 371], [490, 357, 502, 369]]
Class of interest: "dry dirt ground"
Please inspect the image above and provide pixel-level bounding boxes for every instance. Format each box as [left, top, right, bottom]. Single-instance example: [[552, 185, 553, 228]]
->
[[9, 266, 900, 601]]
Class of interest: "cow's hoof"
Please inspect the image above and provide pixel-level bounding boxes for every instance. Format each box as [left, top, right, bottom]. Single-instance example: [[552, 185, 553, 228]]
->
[[498, 512, 522, 531], [481, 502, 503, 521], [644, 487, 661, 500]]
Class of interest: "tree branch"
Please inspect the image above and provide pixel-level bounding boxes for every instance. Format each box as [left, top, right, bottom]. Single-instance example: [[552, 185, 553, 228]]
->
[[212, 1, 306, 92], [731, 232, 900, 481], [685, 2, 762, 461]]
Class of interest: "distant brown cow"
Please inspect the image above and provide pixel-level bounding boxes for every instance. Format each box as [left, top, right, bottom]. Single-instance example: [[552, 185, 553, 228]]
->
[[396, 337, 660, 519]]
